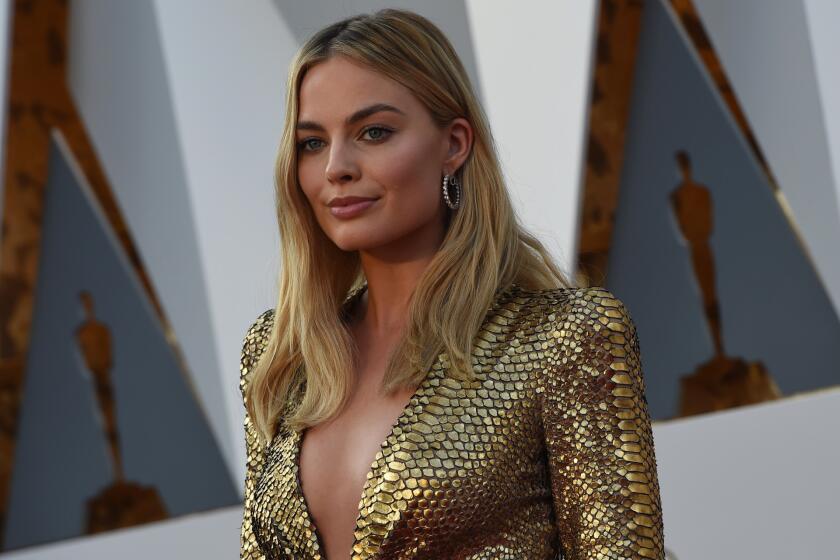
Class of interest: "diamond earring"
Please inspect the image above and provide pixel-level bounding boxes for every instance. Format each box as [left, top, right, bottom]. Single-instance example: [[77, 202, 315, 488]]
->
[[442, 173, 461, 210]]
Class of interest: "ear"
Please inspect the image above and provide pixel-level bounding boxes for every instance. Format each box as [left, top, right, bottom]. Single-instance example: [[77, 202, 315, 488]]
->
[[442, 117, 473, 174]]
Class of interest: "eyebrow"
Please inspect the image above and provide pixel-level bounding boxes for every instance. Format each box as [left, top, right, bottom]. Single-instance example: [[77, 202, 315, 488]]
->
[[296, 103, 406, 132]]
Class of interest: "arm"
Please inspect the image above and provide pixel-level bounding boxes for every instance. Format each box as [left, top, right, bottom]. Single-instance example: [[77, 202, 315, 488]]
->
[[540, 287, 664, 559], [239, 309, 275, 560]]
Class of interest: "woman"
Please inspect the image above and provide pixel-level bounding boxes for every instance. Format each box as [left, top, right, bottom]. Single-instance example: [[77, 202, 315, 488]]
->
[[240, 8, 664, 560]]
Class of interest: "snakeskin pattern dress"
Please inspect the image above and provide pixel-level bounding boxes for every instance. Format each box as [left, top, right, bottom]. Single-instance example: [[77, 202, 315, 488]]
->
[[239, 284, 665, 559]]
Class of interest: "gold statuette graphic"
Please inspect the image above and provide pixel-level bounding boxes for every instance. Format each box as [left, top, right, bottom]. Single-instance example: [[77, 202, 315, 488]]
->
[[670, 151, 782, 417], [75, 291, 167, 533]]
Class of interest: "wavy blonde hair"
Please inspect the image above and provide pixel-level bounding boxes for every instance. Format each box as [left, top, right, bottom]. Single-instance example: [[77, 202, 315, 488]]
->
[[246, 8, 574, 445]]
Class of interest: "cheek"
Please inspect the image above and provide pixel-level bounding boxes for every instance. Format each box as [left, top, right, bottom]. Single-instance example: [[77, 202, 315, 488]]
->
[[297, 162, 323, 210], [377, 139, 441, 211]]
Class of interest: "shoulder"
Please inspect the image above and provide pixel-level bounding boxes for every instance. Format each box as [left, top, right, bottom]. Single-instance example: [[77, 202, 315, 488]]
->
[[511, 285, 640, 356], [512, 284, 636, 328], [522, 286, 646, 403], [239, 308, 275, 401], [561, 286, 637, 336]]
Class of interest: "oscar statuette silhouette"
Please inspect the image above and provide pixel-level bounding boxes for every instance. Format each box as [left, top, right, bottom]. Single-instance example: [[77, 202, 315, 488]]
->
[[669, 151, 781, 417], [76, 291, 167, 533]]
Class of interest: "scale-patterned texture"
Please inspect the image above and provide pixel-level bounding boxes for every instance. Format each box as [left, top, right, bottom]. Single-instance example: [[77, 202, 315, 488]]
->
[[239, 285, 664, 559]]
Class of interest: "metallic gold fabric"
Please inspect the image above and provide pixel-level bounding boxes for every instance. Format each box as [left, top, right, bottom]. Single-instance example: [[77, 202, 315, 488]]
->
[[239, 285, 665, 559]]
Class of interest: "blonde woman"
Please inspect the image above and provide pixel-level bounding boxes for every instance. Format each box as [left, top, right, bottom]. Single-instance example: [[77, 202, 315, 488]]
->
[[239, 8, 664, 560]]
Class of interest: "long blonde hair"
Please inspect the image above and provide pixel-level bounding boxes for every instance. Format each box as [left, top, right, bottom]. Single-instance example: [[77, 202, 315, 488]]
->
[[246, 8, 574, 445]]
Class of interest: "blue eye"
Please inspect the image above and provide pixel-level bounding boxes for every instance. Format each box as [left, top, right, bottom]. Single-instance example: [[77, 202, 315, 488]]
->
[[361, 126, 393, 142], [297, 138, 324, 152]]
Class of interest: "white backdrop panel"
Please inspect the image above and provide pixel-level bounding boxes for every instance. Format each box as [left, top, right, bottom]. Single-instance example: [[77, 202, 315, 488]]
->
[[0, 506, 241, 560], [465, 0, 599, 275], [655, 388, 840, 559], [804, 0, 840, 248]]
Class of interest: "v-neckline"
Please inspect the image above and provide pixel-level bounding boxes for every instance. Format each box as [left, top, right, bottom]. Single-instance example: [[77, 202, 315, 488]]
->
[[291, 281, 438, 559], [292, 360, 436, 559], [286, 280, 518, 558]]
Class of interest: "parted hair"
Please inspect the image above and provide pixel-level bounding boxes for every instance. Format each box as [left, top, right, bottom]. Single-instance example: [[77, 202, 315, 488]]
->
[[246, 8, 573, 445]]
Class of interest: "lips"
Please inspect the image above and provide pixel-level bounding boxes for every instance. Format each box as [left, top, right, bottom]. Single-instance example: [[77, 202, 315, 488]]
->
[[328, 196, 378, 208], [327, 196, 379, 219]]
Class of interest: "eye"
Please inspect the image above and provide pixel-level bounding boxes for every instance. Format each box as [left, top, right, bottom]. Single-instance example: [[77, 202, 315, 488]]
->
[[360, 126, 393, 142], [297, 138, 325, 152]]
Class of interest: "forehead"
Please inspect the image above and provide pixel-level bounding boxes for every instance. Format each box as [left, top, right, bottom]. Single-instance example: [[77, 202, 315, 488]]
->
[[298, 55, 419, 120]]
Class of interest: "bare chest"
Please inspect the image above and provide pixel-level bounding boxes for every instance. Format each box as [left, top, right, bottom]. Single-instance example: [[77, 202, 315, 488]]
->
[[298, 382, 417, 559]]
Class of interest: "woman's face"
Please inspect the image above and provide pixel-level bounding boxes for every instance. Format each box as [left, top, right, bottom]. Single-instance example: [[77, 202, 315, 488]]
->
[[295, 55, 471, 256]]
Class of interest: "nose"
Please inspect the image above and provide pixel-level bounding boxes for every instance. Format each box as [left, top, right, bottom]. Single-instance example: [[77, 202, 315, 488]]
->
[[325, 139, 360, 185]]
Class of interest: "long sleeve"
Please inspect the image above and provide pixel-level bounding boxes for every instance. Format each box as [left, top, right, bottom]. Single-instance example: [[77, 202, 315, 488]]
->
[[540, 287, 665, 559], [239, 309, 275, 560]]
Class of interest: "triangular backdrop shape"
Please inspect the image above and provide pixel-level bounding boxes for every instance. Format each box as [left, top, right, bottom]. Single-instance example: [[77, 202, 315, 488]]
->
[[605, 0, 840, 420], [5, 131, 239, 550]]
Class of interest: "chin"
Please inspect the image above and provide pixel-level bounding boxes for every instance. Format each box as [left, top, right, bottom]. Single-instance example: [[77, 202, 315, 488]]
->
[[331, 238, 364, 252], [327, 231, 378, 253], [324, 220, 387, 253]]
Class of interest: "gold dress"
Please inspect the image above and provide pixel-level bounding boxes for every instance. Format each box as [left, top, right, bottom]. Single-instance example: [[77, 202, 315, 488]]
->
[[239, 284, 665, 559]]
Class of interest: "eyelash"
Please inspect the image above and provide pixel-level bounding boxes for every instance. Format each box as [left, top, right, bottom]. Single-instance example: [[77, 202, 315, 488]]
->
[[297, 125, 394, 153]]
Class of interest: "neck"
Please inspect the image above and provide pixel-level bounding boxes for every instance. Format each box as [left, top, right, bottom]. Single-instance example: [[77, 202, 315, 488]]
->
[[356, 221, 446, 336]]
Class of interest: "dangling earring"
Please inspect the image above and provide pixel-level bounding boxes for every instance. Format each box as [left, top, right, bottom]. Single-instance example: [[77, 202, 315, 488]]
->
[[442, 173, 461, 210]]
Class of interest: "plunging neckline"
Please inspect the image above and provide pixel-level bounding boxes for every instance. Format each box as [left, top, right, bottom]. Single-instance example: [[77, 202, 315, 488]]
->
[[292, 364, 435, 559], [291, 282, 438, 559], [287, 281, 518, 558]]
